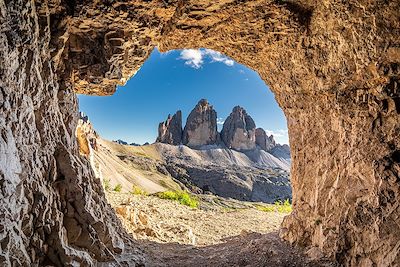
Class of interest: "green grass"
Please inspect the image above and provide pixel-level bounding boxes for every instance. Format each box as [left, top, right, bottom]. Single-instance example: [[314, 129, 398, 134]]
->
[[113, 183, 122, 192], [103, 178, 111, 192], [131, 185, 148, 196], [276, 199, 292, 213], [256, 205, 276, 212], [156, 190, 199, 208], [256, 199, 292, 213]]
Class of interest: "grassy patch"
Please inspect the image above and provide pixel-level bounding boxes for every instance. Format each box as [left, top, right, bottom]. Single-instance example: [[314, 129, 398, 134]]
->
[[113, 184, 122, 192], [275, 199, 292, 213], [256, 205, 276, 212], [156, 190, 199, 208], [103, 178, 111, 192], [256, 199, 292, 213], [131, 185, 148, 196]]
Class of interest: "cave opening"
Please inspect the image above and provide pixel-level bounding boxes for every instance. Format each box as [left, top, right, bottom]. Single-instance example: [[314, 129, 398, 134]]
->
[[2, 1, 399, 266], [76, 47, 294, 247]]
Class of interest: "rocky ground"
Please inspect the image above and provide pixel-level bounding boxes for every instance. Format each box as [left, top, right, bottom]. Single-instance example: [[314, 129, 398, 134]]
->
[[106, 192, 335, 267], [107, 192, 285, 246]]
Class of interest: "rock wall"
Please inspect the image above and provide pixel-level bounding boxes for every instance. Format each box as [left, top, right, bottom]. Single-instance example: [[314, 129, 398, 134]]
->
[[256, 128, 276, 151], [221, 106, 257, 151], [1, 0, 399, 266], [156, 111, 183, 145], [183, 99, 219, 147]]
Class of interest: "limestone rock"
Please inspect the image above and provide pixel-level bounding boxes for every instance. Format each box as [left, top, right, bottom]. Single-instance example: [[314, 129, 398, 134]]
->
[[255, 128, 276, 151], [1, 0, 399, 266], [183, 99, 219, 147], [269, 144, 291, 161], [221, 106, 256, 151], [114, 139, 128, 145], [76, 112, 98, 156], [156, 111, 183, 145]]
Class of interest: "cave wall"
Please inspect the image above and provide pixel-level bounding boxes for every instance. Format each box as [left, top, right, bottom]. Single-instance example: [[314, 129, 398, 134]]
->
[[0, 0, 399, 266]]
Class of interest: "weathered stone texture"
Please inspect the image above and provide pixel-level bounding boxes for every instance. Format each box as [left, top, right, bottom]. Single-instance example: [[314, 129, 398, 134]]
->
[[183, 99, 219, 147], [255, 128, 276, 151], [156, 111, 183, 145], [221, 106, 257, 151], [1, 0, 399, 266]]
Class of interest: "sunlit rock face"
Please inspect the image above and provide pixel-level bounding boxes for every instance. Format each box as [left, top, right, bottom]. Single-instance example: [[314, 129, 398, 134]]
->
[[255, 128, 276, 151], [221, 106, 256, 151], [157, 111, 183, 145], [76, 112, 98, 156], [183, 99, 219, 147], [1, 0, 399, 266]]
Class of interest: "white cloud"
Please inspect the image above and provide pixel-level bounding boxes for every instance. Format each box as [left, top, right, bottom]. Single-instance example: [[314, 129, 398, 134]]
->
[[238, 69, 245, 74], [203, 49, 234, 66], [265, 129, 288, 138], [217, 118, 225, 125], [179, 49, 204, 69], [178, 49, 234, 69]]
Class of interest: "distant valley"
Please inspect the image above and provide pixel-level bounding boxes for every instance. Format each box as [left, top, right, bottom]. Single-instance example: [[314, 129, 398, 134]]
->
[[77, 99, 291, 203]]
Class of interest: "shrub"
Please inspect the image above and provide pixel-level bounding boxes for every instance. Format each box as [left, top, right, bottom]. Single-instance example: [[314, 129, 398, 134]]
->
[[275, 199, 292, 213], [156, 190, 199, 208], [103, 178, 111, 192], [131, 185, 147, 196], [113, 184, 122, 192]]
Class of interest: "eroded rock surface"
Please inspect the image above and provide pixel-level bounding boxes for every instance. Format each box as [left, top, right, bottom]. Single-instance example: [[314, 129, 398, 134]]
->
[[183, 99, 219, 147], [1, 0, 399, 266], [76, 112, 98, 156], [256, 128, 276, 151], [156, 111, 183, 145], [221, 106, 257, 151]]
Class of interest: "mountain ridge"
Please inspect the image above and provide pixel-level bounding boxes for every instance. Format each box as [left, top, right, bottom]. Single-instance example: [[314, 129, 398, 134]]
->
[[156, 99, 290, 160]]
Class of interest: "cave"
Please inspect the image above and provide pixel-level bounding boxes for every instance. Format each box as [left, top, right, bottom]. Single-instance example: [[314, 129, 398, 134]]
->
[[1, 0, 399, 266]]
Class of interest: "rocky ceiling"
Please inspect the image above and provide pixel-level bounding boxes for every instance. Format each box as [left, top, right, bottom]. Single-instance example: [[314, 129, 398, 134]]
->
[[0, 0, 399, 266]]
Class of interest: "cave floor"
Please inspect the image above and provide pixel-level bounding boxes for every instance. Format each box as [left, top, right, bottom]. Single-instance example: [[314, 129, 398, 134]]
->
[[110, 231, 335, 267], [103, 193, 335, 266], [144, 231, 333, 267]]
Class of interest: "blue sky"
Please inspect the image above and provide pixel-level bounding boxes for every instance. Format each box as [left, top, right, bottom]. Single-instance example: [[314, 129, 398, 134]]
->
[[78, 48, 289, 144]]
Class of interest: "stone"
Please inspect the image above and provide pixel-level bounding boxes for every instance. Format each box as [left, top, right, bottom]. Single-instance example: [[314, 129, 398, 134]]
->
[[114, 139, 128, 145], [221, 106, 256, 151], [156, 111, 183, 145], [269, 144, 291, 161], [76, 112, 99, 156], [1, 0, 399, 266], [183, 99, 219, 147], [255, 128, 276, 151]]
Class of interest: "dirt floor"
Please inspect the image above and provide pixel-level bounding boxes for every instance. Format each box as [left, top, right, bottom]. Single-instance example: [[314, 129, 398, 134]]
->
[[106, 193, 335, 267]]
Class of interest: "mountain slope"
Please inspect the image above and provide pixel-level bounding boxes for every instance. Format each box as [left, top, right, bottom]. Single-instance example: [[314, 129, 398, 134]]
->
[[90, 140, 291, 203], [77, 113, 291, 203]]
